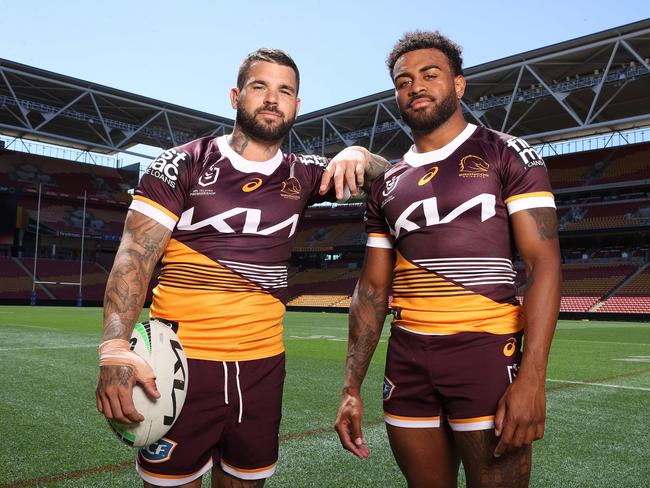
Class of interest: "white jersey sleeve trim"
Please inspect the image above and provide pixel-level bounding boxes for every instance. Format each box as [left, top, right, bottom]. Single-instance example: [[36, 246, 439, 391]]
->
[[506, 195, 556, 215], [366, 235, 394, 249], [129, 199, 177, 231]]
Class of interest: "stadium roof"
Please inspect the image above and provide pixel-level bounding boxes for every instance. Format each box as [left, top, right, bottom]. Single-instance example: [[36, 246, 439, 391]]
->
[[1, 19, 648, 160], [0, 59, 233, 156], [290, 19, 650, 159]]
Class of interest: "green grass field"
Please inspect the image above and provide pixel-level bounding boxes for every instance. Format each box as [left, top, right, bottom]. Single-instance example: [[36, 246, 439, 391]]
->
[[1, 306, 649, 487]]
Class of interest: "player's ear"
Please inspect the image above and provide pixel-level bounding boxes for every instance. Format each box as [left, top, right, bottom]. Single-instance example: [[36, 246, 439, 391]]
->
[[230, 88, 239, 110], [454, 75, 466, 100], [295, 97, 301, 116]]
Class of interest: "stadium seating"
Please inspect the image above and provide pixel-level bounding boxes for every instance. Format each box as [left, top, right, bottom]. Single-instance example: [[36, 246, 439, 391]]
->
[[589, 143, 650, 185], [0, 256, 35, 299], [561, 200, 649, 231], [597, 296, 650, 313], [546, 141, 650, 189], [0, 148, 131, 203], [560, 263, 638, 296]]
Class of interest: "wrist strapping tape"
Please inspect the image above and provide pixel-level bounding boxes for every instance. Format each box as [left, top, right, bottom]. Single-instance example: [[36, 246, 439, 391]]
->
[[99, 339, 155, 381]]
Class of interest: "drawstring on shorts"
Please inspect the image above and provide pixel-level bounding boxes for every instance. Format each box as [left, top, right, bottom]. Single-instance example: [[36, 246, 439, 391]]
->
[[222, 361, 244, 423]]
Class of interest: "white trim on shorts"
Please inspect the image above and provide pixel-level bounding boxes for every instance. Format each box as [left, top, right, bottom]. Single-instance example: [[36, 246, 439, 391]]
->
[[136, 456, 213, 486], [221, 459, 277, 480], [384, 412, 441, 428], [448, 416, 495, 432]]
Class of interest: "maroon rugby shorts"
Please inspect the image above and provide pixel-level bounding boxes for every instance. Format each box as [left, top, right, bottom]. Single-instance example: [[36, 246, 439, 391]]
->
[[136, 353, 285, 485], [383, 327, 522, 431]]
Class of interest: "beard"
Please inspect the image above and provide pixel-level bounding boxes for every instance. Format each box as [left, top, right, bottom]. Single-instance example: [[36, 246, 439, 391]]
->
[[236, 102, 295, 142], [399, 89, 458, 132]]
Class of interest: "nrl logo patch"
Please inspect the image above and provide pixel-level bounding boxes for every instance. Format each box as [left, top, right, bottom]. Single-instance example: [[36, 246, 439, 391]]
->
[[199, 165, 220, 187], [139, 438, 177, 463], [383, 376, 396, 401], [459, 155, 490, 178], [382, 175, 401, 197]]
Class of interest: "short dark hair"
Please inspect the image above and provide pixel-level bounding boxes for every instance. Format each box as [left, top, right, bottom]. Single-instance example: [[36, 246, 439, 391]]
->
[[386, 31, 463, 77], [237, 48, 300, 93]]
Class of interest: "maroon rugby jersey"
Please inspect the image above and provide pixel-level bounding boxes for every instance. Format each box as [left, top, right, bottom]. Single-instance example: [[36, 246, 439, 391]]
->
[[130, 135, 330, 360], [366, 123, 556, 335]]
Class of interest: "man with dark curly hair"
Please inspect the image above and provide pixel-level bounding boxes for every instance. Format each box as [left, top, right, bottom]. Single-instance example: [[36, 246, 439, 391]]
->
[[336, 31, 560, 487]]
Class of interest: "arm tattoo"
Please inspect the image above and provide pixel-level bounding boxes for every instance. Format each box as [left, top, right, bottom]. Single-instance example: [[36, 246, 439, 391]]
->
[[102, 215, 169, 341], [524, 207, 558, 240], [364, 154, 391, 188], [344, 281, 388, 390]]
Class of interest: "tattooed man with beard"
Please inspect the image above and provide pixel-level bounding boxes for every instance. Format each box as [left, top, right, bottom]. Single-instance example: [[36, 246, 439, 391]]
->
[[96, 48, 390, 488]]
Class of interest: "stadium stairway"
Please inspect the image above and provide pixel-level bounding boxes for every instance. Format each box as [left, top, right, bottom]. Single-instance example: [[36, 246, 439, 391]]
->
[[13, 257, 55, 299], [590, 263, 648, 312]]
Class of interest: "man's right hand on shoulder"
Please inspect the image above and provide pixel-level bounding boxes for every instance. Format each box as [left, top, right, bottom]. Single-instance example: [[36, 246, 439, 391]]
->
[[335, 388, 369, 459], [95, 339, 160, 424]]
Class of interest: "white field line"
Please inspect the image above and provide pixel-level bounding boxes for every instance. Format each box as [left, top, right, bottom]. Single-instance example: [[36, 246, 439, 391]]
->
[[0, 344, 97, 352], [0, 322, 63, 331], [548, 379, 650, 392], [554, 339, 650, 347]]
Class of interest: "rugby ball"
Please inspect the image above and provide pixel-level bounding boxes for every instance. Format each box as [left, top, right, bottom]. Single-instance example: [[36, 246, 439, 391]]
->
[[108, 319, 189, 447]]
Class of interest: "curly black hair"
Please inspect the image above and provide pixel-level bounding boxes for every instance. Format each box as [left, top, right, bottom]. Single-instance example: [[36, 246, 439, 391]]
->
[[386, 31, 463, 77]]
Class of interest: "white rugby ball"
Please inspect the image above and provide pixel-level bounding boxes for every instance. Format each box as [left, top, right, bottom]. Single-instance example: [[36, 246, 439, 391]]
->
[[108, 319, 189, 447]]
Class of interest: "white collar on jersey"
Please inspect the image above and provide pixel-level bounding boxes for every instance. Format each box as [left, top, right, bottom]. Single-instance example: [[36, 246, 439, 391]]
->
[[216, 135, 284, 175], [403, 123, 477, 167]]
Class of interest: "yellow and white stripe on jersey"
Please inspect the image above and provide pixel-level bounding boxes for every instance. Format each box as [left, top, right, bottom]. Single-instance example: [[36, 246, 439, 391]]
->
[[412, 257, 517, 287], [504, 191, 555, 215]]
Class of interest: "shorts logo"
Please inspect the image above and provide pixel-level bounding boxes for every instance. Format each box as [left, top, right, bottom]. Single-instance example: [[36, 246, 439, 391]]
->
[[505, 137, 546, 170], [459, 155, 490, 178], [382, 175, 401, 197], [139, 438, 177, 463], [146, 149, 189, 189], [418, 167, 439, 185], [281, 177, 301, 200], [383, 376, 396, 401], [503, 337, 517, 357], [242, 178, 263, 192]]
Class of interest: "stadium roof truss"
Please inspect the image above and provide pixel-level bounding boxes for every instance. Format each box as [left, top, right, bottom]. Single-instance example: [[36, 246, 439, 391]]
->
[[287, 19, 650, 160], [0, 60, 233, 158], [0, 20, 648, 162]]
